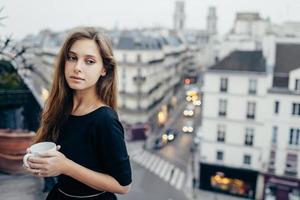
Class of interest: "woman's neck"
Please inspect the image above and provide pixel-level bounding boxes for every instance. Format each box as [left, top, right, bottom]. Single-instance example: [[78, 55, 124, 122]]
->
[[71, 89, 105, 115]]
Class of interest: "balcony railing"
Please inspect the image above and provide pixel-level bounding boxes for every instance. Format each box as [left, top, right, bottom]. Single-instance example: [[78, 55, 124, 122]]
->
[[246, 114, 255, 120], [284, 168, 298, 177]]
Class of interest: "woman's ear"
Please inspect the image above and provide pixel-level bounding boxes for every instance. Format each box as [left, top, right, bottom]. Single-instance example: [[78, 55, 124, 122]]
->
[[100, 68, 106, 77]]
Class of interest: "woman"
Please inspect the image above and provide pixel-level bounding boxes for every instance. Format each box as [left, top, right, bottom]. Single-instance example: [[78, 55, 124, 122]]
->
[[25, 27, 132, 199]]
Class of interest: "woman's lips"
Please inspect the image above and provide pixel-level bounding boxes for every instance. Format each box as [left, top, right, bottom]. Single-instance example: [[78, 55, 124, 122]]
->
[[70, 76, 85, 81]]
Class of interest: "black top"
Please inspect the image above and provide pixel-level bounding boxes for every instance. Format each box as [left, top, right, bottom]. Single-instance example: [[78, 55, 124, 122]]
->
[[56, 106, 132, 197]]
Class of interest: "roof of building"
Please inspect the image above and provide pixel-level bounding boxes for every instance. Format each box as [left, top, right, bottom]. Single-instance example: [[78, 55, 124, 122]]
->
[[273, 43, 300, 88], [236, 12, 261, 21], [209, 50, 266, 73]]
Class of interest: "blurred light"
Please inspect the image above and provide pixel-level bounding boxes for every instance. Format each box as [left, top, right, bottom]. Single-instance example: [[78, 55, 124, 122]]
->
[[162, 134, 168, 141], [167, 134, 174, 141], [186, 96, 192, 102], [41, 88, 49, 101]]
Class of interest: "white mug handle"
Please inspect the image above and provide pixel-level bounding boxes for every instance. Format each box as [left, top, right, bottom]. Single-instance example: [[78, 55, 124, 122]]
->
[[23, 153, 32, 168]]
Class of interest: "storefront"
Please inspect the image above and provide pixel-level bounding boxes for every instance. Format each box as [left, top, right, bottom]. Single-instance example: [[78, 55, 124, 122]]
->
[[263, 174, 300, 200], [199, 163, 258, 199]]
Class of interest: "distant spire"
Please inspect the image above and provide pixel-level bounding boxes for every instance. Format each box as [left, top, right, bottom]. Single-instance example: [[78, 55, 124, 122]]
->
[[173, 1, 186, 32], [207, 6, 217, 35]]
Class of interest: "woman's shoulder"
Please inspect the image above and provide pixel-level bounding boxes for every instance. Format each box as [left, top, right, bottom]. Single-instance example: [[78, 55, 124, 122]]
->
[[92, 106, 121, 128], [94, 106, 118, 119], [93, 106, 124, 137]]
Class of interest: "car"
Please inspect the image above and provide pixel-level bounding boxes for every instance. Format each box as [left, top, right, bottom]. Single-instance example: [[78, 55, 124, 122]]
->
[[183, 104, 195, 117], [153, 137, 167, 149], [182, 120, 194, 133], [162, 128, 179, 142], [192, 99, 201, 106], [153, 129, 179, 150]]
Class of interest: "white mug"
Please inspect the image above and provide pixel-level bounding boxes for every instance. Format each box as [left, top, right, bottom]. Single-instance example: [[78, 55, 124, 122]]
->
[[23, 142, 57, 168]]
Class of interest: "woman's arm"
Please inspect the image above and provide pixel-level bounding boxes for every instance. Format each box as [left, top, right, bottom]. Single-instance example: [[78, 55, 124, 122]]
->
[[64, 158, 131, 194], [26, 150, 131, 194]]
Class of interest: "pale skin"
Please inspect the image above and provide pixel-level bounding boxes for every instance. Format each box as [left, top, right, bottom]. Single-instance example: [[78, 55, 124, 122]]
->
[[25, 39, 131, 194]]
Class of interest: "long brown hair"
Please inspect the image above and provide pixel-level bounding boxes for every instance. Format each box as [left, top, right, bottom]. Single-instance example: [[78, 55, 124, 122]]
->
[[34, 27, 118, 143]]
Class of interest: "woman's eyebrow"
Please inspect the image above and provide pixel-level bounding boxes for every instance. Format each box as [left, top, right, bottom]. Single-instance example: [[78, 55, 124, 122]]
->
[[69, 51, 96, 59], [85, 54, 97, 59], [68, 51, 77, 55]]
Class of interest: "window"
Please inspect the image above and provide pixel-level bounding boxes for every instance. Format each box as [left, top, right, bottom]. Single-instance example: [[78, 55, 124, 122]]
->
[[220, 78, 228, 92], [245, 128, 254, 146], [243, 154, 251, 165], [248, 79, 257, 94], [274, 101, 279, 114], [122, 67, 126, 78], [269, 151, 276, 166], [216, 151, 224, 161], [292, 103, 300, 116], [295, 79, 300, 91], [123, 54, 127, 63], [136, 54, 141, 63], [272, 126, 278, 145], [289, 128, 300, 146], [246, 102, 256, 119], [268, 151, 276, 173], [218, 99, 227, 117], [285, 154, 298, 176], [217, 125, 226, 142]]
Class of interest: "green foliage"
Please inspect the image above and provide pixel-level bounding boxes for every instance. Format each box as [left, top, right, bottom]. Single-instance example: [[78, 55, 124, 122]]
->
[[0, 60, 26, 90]]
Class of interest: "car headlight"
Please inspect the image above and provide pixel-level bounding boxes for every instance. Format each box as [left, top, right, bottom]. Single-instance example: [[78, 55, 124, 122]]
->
[[168, 134, 174, 141], [162, 134, 168, 141]]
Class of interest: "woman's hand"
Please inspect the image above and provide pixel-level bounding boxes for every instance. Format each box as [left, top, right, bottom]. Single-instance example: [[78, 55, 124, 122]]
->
[[26, 145, 70, 177]]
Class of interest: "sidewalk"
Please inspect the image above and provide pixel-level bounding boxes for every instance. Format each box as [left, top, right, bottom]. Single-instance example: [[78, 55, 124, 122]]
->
[[183, 153, 248, 200], [0, 172, 47, 200]]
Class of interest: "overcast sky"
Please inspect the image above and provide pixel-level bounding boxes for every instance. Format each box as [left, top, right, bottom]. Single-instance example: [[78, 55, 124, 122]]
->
[[1, 0, 300, 39]]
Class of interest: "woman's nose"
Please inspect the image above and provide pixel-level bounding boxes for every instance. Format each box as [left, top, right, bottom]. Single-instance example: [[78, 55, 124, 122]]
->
[[74, 60, 83, 72]]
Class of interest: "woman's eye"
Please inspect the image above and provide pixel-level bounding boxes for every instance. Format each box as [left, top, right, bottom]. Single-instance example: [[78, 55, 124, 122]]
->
[[86, 59, 95, 65], [67, 55, 77, 61]]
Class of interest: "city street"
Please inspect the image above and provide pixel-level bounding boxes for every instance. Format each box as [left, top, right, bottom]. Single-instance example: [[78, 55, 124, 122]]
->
[[118, 161, 188, 200]]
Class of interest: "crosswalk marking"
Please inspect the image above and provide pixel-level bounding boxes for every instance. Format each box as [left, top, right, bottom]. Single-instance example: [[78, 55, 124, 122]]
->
[[144, 154, 155, 169], [149, 156, 160, 173], [163, 163, 174, 182], [154, 158, 165, 175], [159, 162, 170, 178], [131, 150, 186, 191], [170, 168, 180, 186], [132, 151, 144, 163], [138, 151, 150, 165], [175, 171, 185, 190]]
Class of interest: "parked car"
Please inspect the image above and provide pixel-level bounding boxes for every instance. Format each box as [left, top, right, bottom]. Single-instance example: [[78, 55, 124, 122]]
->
[[162, 128, 179, 142], [153, 137, 167, 149], [192, 99, 201, 106], [182, 120, 194, 133], [153, 128, 179, 150], [183, 104, 195, 117]]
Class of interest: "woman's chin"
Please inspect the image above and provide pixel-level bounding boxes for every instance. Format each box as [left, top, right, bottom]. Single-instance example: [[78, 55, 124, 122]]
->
[[68, 85, 86, 90]]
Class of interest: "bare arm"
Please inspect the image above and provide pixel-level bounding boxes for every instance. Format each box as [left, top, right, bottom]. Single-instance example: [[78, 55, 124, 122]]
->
[[26, 150, 131, 194], [64, 158, 131, 194]]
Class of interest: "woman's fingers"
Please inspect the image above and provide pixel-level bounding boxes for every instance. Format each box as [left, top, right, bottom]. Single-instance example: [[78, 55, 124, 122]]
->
[[28, 156, 48, 164], [38, 151, 57, 158], [56, 145, 61, 151], [28, 161, 46, 170], [26, 167, 41, 175]]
